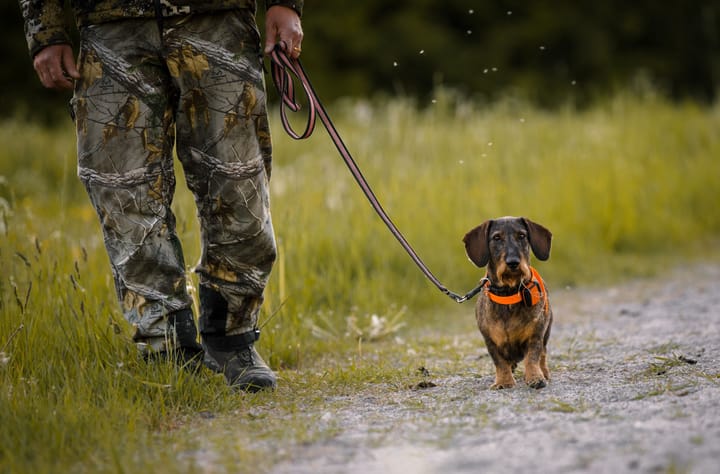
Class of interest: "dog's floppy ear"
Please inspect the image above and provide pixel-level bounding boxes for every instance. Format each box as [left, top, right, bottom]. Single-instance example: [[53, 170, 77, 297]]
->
[[463, 220, 492, 268], [522, 217, 552, 261]]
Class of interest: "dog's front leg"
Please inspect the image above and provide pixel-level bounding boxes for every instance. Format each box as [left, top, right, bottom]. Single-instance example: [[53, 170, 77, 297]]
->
[[491, 361, 516, 389], [539, 346, 550, 381], [523, 340, 548, 389], [485, 342, 516, 389]]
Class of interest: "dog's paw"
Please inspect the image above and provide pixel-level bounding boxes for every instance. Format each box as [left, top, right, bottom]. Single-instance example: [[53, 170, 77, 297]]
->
[[525, 376, 547, 389], [490, 380, 516, 390]]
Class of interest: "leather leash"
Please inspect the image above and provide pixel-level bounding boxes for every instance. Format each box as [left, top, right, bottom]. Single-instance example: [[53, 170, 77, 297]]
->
[[269, 46, 483, 303]]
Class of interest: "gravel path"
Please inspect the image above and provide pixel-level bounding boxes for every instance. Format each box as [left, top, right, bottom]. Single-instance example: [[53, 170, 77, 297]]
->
[[269, 264, 720, 474]]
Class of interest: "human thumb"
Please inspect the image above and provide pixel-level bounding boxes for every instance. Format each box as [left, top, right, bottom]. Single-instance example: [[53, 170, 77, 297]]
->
[[62, 45, 81, 79], [264, 24, 279, 55]]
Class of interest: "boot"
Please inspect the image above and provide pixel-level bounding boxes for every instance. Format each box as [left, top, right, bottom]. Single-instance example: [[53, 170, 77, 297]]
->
[[165, 308, 204, 371], [203, 330, 277, 392]]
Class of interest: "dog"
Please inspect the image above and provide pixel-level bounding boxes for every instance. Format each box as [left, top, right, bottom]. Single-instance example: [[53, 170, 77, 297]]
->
[[463, 216, 553, 389]]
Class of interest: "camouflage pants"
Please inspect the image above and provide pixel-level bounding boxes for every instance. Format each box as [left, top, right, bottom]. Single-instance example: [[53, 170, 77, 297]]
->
[[72, 11, 277, 351]]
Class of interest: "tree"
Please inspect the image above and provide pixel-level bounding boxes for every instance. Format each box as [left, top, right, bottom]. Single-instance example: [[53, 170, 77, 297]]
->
[[4, 0, 719, 122]]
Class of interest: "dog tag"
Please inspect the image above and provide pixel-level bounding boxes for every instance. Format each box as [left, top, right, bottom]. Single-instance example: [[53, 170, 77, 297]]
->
[[521, 282, 538, 307]]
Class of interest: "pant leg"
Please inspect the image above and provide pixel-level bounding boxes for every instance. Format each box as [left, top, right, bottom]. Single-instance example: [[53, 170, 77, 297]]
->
[[72, 19, 194, 351], [165, 11, 277, 338]]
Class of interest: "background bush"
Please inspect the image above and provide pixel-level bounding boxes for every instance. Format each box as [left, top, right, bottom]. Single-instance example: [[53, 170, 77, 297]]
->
[[3, 0, 719, 122]]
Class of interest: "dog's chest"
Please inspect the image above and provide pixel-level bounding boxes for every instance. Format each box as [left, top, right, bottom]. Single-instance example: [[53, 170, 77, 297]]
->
[[475, 298, 544, 346]]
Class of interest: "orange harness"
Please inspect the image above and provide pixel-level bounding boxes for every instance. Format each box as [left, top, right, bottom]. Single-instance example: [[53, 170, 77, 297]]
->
[[482, 267, 549, 311]]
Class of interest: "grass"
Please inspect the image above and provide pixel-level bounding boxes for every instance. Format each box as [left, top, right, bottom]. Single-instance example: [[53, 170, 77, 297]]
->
[[1, 91, 720, 472]]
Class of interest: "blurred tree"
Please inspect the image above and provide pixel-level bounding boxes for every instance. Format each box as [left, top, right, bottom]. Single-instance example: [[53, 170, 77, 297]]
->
[[297, 0, 719, 106], [3, 0, 719, 122]]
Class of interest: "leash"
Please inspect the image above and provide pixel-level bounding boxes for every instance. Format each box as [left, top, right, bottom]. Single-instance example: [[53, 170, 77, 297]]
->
[[269, 46, 483, 303]]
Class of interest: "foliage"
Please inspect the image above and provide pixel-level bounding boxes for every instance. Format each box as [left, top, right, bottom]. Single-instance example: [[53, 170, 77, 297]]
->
[[3, 0, 719, 122], [1, 93, 719, 472], [298, 0, 720, 106]]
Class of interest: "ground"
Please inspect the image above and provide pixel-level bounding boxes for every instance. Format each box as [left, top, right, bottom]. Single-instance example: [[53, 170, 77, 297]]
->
[[200, 264, 720, 474]]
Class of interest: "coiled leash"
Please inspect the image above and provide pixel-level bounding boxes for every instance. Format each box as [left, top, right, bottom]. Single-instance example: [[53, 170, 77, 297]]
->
[[269, 46, 483, 303]]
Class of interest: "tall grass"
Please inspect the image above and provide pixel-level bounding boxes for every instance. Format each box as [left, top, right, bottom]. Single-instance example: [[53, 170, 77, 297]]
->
[[260, 91, 720, 365], [1, 92, 719, 472]]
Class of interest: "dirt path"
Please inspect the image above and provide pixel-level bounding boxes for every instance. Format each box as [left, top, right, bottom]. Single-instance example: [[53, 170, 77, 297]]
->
[[265, 264, 720, 474]]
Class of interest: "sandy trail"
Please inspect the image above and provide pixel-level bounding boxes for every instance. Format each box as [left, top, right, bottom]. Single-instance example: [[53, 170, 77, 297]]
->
[[266, 264, 720, 474]]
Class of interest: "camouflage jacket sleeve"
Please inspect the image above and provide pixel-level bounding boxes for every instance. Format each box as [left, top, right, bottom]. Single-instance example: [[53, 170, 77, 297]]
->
[[266, 0, 303, 17], [19, 0, 302, 58], [19, 0, 72, 57]]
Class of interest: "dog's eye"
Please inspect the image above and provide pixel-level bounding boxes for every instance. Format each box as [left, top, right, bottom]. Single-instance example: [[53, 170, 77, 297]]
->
[[518, 232, 526, 240], [492, 234, 502, 241]]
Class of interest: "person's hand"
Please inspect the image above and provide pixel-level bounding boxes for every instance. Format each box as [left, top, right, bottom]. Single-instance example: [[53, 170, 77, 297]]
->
[[264, 5, 304, 59], [32, 44, 80, 90]]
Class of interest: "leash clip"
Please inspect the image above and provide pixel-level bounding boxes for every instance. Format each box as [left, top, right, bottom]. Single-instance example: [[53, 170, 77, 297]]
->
[[445, 278, 487, 303]]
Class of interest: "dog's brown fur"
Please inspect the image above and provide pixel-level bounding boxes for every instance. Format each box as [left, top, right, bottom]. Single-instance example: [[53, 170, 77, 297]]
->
[[463, 216, 553, 389]]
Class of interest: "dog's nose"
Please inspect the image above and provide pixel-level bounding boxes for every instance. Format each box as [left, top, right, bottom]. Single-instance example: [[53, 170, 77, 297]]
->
[[506, 258, 520, 270]]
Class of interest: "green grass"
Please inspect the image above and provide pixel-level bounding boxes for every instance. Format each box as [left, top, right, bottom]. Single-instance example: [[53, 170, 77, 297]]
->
[[1, 92, 720, 472]]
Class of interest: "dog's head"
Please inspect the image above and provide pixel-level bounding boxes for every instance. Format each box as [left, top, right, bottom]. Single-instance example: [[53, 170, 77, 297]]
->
[[463, 217, 552, 287]]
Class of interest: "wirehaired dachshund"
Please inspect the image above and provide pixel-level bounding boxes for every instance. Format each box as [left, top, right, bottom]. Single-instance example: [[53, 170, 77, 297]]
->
[[463, 216, 553, 389]]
